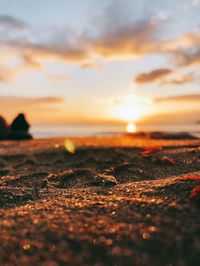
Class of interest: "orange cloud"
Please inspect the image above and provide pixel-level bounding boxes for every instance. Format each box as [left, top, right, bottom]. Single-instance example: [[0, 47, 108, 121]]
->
[[135, 68, 197, 85], [160, 33, 200, 66], [0, 66, 12, 82], [175, 49, 200, 67], [155, 94, 200, 103], [10, 41, 89, 68], [0, 96, 65, 122], [49, 74, 68, 81], [138, 110, 200, 125], [135, 69, 172, 83], [17, 30, 199, 67], [160, 73, 196, 85], [0, 65, 21, 83]]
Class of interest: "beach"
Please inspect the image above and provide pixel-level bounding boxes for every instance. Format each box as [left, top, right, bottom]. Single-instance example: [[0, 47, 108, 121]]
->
[[0, 135, 200, 266]]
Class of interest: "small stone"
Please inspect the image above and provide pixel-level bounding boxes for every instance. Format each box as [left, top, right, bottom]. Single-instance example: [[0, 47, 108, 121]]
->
[[91, 174, 117, 186]]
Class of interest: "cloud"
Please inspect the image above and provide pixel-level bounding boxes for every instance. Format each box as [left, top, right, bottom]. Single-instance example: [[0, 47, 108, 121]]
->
[[83, 1, 159, 59], [0, 65, 20, 83], [0, 66, 12, 82], [30, 96, 64, 104], [138, 110, 200, 125], [9, 18, 198, 72], [0, 96, 64, 110], [135, 67, 197, 85], [155, 94, 200, 103], [0, 2, 160, 72], [175, 49, 200, 67], [163, 33, 200, 66], [160, 73, 196, 85], [0, 96, 68, 126], [80, 62, 102, 69], [0, 5, 200, 83], [0, 15, 27, 30], [0, 95, 64, 108], [0, 96, 65, 123], [0, 60, 38, 84], [9, 40, 90, 66], [49, 74, 68, 81], [7, 18, 157, 65], [135, 68, 172, 83], [90, 20, 157, 58]]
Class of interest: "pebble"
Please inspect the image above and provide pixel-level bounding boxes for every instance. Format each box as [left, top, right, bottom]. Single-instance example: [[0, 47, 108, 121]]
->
[[91, 174, 117, 186]]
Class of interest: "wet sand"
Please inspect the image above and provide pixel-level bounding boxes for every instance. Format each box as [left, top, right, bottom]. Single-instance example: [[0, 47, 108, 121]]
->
[[0, 135, 200, 266]]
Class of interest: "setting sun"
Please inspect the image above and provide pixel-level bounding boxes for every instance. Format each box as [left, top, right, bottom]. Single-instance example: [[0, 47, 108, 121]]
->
[[126, 122, 137, 133]]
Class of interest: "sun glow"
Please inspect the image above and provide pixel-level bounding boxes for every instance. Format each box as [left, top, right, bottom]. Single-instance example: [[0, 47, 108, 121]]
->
[[110, 94, 153, 122], [126, 122, 137, 133]]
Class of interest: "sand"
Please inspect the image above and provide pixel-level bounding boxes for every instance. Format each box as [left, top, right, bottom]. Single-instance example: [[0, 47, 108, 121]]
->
[[0, 135, 200, 266]]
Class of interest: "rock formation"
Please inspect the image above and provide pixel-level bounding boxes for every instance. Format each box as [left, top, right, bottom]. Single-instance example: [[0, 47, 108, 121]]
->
[[0, 116, 9, 140], [9, 113, 32, 140]]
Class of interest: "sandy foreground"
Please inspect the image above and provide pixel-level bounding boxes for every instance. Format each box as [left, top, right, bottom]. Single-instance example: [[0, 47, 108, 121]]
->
[[0, 135, 200, 266]]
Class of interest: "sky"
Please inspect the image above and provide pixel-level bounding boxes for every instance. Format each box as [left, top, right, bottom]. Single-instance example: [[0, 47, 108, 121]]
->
[[0, 0, 200, 126]]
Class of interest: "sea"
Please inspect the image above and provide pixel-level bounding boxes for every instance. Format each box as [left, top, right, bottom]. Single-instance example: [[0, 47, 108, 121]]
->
[[31, 124, 200, 138]]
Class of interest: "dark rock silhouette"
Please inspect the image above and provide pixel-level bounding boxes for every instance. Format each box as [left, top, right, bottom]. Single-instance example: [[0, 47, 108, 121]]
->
[[8, 113, 32, 140], [0, 116, 9, 140]]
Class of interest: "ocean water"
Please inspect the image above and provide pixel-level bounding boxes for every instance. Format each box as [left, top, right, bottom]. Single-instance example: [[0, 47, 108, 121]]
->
[[31, 124, 200, 138], [31, 125, 126, 138]]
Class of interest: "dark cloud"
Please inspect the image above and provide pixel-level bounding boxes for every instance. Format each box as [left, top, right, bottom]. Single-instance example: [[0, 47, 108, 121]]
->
[[135, 69, 172, 83], [0, 15, 27, 30]]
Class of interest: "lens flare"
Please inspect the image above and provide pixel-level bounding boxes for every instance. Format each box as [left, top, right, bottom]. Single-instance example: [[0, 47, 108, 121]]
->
[[64, 139, 76, 153]]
